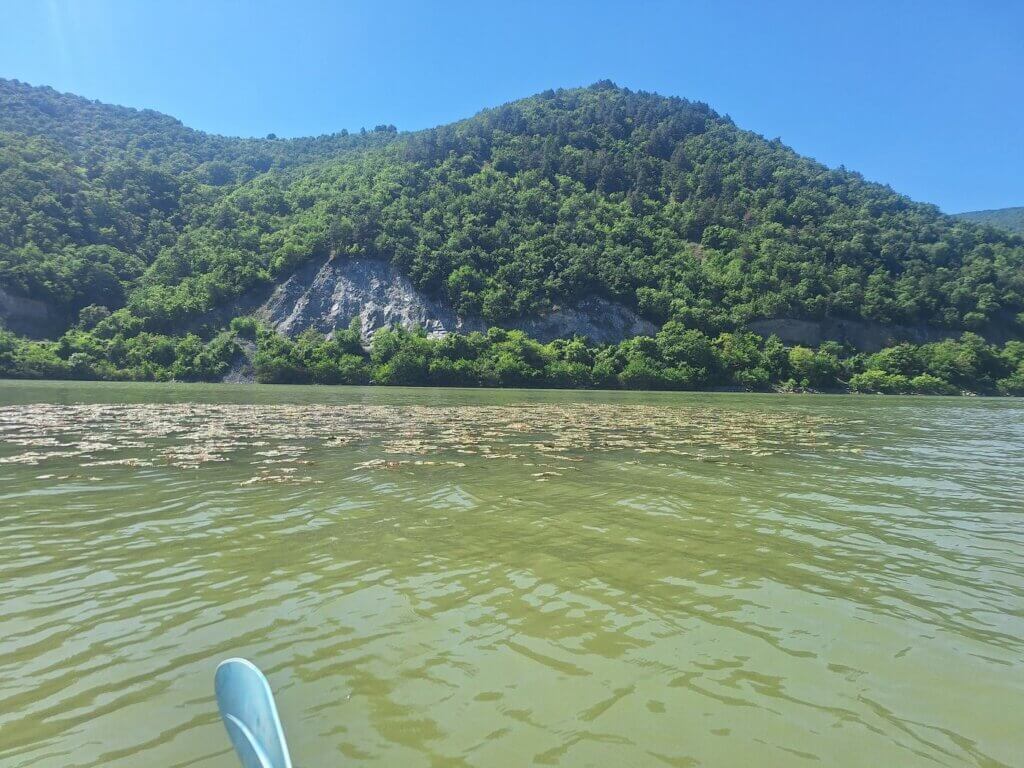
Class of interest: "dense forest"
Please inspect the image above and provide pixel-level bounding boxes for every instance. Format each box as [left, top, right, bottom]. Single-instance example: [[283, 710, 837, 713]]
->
[[956, 207, 1024, 235], [2, 77, 1024, 394]]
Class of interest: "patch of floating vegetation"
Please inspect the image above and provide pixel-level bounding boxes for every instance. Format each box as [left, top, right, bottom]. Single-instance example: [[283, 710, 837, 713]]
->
[[0, 403, 857, 481]]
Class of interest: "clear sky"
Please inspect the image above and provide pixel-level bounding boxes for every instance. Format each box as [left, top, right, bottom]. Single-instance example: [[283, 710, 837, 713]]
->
[[1, 0, 1021, 213]]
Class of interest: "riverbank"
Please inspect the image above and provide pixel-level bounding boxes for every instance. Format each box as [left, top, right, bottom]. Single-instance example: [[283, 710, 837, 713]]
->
[[3, 321, 1023, 396]]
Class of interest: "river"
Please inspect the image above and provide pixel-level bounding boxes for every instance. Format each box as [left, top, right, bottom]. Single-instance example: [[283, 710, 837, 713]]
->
[[1, 380, 1021, 767]]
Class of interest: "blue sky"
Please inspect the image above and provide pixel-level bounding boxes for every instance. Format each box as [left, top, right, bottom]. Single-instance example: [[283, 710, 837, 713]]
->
[[1, 0, 1021, 213]]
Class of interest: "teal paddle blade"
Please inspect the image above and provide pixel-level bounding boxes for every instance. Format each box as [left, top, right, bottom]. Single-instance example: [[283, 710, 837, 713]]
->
[[215, 658, 293, 768]]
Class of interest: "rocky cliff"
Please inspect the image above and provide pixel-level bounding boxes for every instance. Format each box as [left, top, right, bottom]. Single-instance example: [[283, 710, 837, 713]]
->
[[255, 256, 657, 344], [0, 287, 62, 339]]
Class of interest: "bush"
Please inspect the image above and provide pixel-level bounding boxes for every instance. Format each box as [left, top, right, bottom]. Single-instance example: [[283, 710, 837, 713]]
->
[[77, 305, 111, 330], [908, 374, 958, 395], [789, 346, 841, 389], [849, 369, 911, 394], [997, 363, 1024, 396], [230, 315, 259, 340]]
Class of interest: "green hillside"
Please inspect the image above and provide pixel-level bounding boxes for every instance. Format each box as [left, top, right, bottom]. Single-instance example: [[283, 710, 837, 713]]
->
[[2, 78, 1024, 394], [956, 207, 1024, 234], [0, 78, 396, 322]]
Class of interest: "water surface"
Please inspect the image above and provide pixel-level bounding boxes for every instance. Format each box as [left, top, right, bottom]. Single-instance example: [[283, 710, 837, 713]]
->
[[1, 381, 1022, 767]]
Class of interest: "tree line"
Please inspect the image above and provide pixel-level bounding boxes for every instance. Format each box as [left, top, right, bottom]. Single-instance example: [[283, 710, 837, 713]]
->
[[3, 317, 1022, 396]]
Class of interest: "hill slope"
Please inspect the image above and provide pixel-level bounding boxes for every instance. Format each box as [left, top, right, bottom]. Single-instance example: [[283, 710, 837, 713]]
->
[[0, 77, 396, 329], [956, 207, 1024, 234], [2, 78, 1024, 393]]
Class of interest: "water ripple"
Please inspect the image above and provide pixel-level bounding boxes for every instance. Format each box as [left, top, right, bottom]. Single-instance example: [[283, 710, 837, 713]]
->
[[0, 384, 1021, 767]]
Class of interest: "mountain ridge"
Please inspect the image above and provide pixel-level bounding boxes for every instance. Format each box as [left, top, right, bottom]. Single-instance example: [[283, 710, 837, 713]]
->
[[4, 76, 1021, 335]]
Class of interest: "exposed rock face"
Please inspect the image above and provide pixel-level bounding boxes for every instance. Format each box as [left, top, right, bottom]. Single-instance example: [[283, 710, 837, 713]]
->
[[256, 256, 656, 344], [259, 256, 475, 339], [746, 317, 965, 352], [511, 297, 657, 344], [222, 339, 257, 384], [0, 287, 62, 339]]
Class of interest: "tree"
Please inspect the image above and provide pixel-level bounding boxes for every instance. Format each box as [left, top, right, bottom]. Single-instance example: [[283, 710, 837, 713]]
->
[[77, 305, 111, 330], [849, 369, 910, 394], [997, 362, 1024, 396], [788, 346, 841, 389]]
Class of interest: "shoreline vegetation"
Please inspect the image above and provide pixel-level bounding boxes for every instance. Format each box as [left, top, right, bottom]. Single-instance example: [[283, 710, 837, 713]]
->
[[2, 316, 1022, 396]]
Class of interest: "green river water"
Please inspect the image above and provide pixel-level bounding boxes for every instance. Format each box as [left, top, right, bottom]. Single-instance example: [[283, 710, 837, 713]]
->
[[0, 380, 1021, 767]]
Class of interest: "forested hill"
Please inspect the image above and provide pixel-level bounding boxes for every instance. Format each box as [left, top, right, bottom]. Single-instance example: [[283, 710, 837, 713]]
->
[[0, 77, 397, 320], [956, 207, 1024, 234], [2, 78, 1024, 394]]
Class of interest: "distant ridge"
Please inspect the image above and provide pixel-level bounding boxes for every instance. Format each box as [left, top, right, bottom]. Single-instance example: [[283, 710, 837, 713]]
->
[[955, 207, 1024, 234]]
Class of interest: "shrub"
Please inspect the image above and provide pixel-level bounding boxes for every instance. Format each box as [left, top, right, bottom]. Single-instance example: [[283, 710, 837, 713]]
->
[[997, 363, 1024, 396], [849, 369, 911, 394], [908, 374, 958, 395]]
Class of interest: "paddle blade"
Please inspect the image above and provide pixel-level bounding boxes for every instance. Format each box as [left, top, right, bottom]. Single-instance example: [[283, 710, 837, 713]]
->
[[215, 658, 293, 768]]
